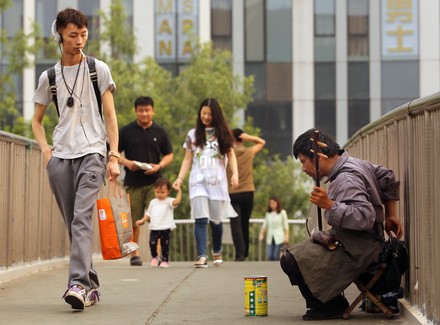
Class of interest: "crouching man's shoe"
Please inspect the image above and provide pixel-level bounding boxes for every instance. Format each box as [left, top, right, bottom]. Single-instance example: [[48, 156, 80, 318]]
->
[[302, 296, 349, 321]]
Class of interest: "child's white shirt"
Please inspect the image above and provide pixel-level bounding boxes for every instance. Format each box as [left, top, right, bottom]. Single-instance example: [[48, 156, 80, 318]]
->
[[145, 197, 177, 231]]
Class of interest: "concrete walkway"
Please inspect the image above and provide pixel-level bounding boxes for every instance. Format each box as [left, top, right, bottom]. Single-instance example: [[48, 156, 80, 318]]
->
[[0, 258, 424, 325]]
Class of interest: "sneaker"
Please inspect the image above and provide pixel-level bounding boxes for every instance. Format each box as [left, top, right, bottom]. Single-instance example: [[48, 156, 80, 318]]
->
[[85, 288, 100, 307], [159, 261, 170, 268], [130, 256, 143, 266], [150, 257, 159, 267], [194, 256, 208, 268], [213, 254, 223, 267], [63, 285, 86, 310]]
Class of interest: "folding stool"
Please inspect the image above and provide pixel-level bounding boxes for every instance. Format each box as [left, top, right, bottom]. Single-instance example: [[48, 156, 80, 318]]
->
[[342, 262, 393, 319]]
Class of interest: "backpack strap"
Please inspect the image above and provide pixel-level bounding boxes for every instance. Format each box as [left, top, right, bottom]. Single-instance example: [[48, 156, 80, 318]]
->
[[47, 66, 60, 117], [86, 56, 103, 119], [46, 56, 102, 119]]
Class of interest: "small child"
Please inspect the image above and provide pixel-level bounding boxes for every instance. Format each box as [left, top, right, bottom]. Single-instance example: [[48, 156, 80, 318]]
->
[[136, 177, 182, 267]]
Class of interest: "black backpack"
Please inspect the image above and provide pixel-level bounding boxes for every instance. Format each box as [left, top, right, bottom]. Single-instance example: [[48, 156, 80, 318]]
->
[[47, 56, 102, 118], [359, 237, 409, 295]]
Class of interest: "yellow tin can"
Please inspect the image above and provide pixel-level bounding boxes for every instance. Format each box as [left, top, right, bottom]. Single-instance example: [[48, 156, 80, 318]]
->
[[244, 275, 268, 316]]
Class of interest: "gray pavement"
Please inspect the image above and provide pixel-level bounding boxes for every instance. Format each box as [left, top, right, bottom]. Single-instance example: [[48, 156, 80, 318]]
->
[[0, 258, 423, 325]]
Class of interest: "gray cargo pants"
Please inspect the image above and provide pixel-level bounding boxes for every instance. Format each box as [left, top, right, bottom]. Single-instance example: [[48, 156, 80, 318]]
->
[[47, 153, 105, 290]]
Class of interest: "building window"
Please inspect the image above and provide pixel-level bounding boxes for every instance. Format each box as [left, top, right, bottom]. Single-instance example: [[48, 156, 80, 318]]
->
[[314, 63, 336, 138], [381, 61, 419, 114], [315, 100, 336, 137], [211, 0, 232, 51], [1, 0, 23, 37], [245, 0, 265, 62], [314, 0, 335, 62], [348, 62, 369, 136], [266, 63, 292, 101], [266, 0, 292, 62], [78, 0, 100, 41], [245, 63, 266, 100], [248, 101, 292, 157], [347, 0, 369, 59], [348, 99, 369, 136], [314, 0, 336, 137]]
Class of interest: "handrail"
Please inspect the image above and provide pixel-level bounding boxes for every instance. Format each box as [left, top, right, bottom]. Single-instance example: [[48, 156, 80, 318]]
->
[[343, 93, 440, 324]]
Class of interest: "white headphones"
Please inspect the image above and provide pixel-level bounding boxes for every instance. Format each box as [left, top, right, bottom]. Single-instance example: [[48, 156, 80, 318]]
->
[[51, 19, 62, 44]]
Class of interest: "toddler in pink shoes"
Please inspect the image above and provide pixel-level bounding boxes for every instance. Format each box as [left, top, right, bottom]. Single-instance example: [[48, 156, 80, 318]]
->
[[136, 178, 181, 267]]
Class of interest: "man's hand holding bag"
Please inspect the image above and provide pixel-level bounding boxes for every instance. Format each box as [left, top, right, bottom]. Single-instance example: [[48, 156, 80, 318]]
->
[[96, 181, 138, 259]]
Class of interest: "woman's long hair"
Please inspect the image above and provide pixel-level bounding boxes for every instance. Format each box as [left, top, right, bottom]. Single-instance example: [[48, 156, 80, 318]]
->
[[195, 98, 234, 156], [267, 197, 282, 213]]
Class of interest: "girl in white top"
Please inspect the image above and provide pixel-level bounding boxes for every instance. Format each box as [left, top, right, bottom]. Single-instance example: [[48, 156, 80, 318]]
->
[[259, 197, 289, 261], [137, 178, 181, 268], [173, 98, 239, 268]]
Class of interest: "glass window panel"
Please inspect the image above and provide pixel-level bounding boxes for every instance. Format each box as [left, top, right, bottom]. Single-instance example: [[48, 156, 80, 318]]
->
[[314, 0, 335, 15], [35, 0, 57, 61], [266, 0, 292, 62], [381, 61, 419, 114], [315, 100, 336, 138], [212, 0, 232, 51], [212, 38, 232, 52], [381, 61, 419, 99], [348, 34, 369, 58], [347, 0, 369, 58], [347, 0, 368, 16], [381, 98, 413, 114], [348, 99, 370, 136], [78, 0, 100, 40], [314, 36, 336, 62], [314, 63, 336, 100], [348, 62, 369, 99], [266, 63, 292, 101], [212, 0, 232, 36], [248, 102, 292, 157], [314, 0, 335, 36], [245, 63, 266, 100], [3, 0, 23, 37], [245, 0, 265, 62]]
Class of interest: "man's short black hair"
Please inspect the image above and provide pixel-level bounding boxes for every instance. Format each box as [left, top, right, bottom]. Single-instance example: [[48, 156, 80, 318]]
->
[[232, 128, 244, 142], [134, 96, 154, 109], [292, 128, 341, 159]]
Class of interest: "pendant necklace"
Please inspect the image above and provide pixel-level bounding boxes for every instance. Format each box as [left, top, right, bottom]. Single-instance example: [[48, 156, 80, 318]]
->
[[60, 55, 83, 108]]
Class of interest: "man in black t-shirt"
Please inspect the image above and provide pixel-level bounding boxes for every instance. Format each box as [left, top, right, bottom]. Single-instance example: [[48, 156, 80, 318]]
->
[[119, 96, 173, 266]]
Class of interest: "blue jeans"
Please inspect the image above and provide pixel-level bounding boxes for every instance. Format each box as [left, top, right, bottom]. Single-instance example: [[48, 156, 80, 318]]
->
[[194, 218, 223, 258], [266, 238, 282, 261]]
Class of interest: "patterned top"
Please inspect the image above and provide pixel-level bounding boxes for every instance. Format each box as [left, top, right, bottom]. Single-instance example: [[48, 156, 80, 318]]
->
[[183, 128, 230, 201]]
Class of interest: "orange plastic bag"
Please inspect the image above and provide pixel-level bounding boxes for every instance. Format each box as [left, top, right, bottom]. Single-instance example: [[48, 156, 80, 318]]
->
[[96, 182, 138, 259]]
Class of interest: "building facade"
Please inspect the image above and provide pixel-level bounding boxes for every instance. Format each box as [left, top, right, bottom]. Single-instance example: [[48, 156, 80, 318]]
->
[[1, 0, 437, 156]]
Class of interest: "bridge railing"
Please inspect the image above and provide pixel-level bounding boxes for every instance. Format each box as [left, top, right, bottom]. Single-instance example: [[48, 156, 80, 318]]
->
[[0, 132, 306, 269], [0, 131, 69, 269], [344, 93, 440, 324], [2, 90, 439, 322]]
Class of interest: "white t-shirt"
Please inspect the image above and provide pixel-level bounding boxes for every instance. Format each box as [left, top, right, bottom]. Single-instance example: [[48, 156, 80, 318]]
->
[[145, 197, 177, 231], [183, 128, 230, 201], [33, 57, 116, 159]]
